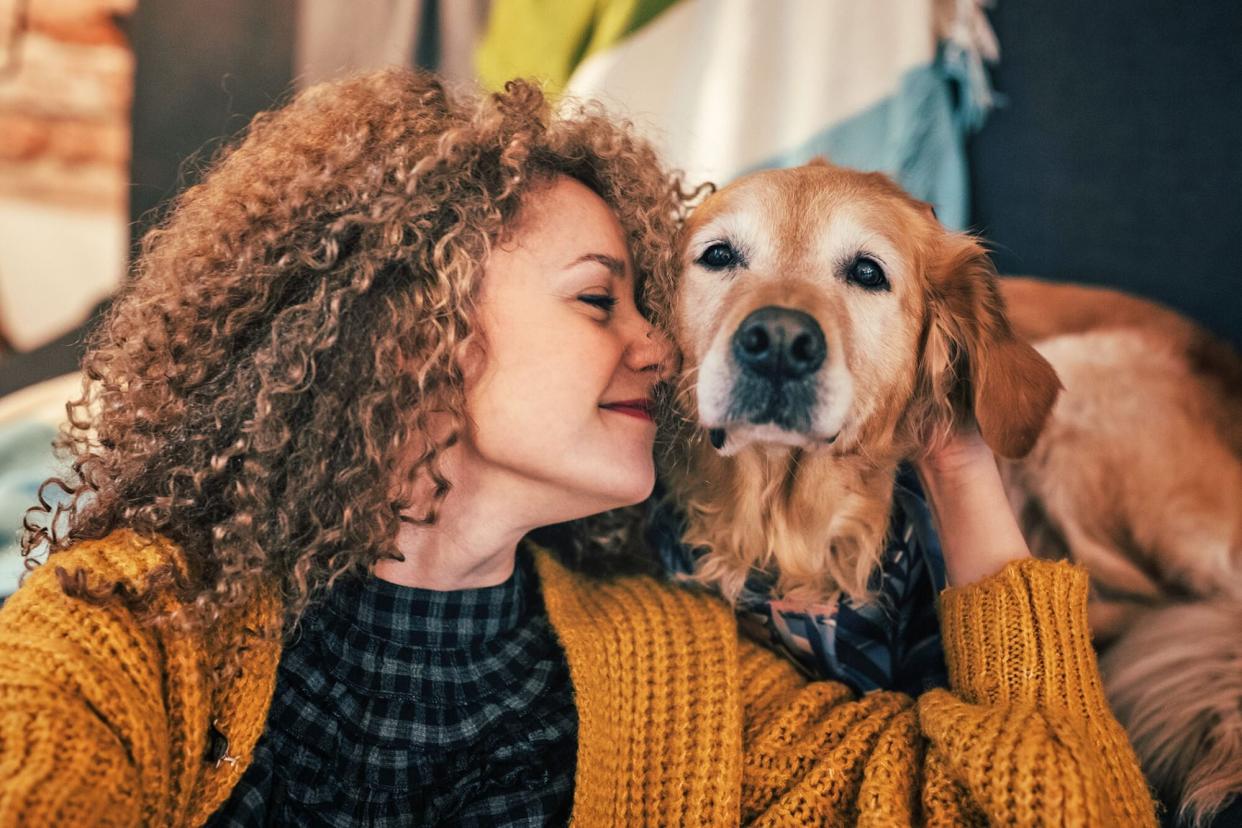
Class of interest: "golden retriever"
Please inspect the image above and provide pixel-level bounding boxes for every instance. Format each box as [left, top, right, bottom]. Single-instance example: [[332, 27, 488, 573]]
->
[[658, 159, 1240, 825], [660, 159, 1059, 607]]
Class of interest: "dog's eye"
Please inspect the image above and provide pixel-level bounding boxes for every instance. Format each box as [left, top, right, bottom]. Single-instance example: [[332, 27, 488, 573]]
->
[[697, 242, 739, 270], [846, 257, 889, 291]]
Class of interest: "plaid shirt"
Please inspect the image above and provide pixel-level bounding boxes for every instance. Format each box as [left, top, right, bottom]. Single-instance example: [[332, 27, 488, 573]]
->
[[209, 549, 577, 827]]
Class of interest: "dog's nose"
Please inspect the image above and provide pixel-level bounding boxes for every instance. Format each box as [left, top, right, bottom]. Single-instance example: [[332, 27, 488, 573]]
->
[[731, 306, 826, 379]]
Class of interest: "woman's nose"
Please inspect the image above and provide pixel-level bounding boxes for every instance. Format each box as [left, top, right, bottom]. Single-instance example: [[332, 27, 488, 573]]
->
[[626, 321, 675, 381]]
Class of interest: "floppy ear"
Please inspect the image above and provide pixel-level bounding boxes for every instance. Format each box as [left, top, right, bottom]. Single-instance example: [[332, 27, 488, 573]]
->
[[915, 234, 1062, 459]]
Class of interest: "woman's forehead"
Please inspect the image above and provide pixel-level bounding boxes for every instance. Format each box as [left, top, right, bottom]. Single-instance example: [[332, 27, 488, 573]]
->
[[510, 177, 632, 265]]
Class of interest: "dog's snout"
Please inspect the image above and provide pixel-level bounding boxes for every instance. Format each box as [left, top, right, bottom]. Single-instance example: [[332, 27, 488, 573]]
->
[[731, 306, 826, 379]]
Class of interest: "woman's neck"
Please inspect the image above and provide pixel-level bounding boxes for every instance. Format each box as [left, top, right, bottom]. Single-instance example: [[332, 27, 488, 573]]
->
[[375, 504, 526, 590], [374, 443, 589, 591]]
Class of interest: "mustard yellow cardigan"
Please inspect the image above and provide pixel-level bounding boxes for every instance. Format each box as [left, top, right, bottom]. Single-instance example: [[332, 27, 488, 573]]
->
[[0, 531, 1156, 826]]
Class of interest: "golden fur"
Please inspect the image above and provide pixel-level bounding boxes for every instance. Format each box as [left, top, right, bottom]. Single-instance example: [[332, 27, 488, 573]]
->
[[653, 160, 1059, 605]]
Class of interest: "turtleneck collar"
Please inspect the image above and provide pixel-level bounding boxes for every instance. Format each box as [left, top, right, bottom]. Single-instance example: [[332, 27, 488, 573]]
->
[[325, 548, 529, 650]]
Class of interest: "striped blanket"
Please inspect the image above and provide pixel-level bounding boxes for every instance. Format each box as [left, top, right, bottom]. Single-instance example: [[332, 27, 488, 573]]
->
[[477, 0, 999, 229]]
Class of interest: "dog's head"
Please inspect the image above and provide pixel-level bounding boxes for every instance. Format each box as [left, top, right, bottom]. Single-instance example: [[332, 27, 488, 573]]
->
[[673, 160, 1060, 464]]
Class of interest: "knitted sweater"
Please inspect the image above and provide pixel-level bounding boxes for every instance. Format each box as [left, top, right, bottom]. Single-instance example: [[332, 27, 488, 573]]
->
[[0, 531, 1157, 826]]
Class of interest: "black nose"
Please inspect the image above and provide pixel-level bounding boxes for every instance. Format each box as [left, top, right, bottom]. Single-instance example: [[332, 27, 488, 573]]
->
[[731, 306, 826, 379]]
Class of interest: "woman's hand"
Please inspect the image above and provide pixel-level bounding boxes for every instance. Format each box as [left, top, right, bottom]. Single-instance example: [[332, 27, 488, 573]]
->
[[915, 427, 1032, 587]]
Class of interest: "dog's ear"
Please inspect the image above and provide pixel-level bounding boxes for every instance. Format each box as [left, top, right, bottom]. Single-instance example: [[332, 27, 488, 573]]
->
[[804, 156, 831, 167], [915, 234, 1062, 459]]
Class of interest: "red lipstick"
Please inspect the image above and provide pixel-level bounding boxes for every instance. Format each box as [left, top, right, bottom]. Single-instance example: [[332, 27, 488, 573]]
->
[[601, 399, 655, 422]]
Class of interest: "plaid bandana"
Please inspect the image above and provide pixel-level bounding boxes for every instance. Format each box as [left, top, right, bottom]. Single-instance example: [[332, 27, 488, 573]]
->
[[209, 548, 577, 827], [648, 463, 949, 697]]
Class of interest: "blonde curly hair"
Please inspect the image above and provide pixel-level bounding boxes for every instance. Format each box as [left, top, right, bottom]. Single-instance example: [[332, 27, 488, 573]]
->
[[23, 68, 698, 631]]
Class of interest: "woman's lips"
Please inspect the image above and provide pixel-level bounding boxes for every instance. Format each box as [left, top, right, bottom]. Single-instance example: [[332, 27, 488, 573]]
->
[[601, 400, 655, 422]]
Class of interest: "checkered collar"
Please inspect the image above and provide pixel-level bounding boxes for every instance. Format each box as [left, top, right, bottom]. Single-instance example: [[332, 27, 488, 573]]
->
[[326, 550, 530, 649]]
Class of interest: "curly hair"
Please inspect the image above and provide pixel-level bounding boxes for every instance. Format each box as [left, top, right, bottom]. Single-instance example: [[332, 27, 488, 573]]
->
[[23, 68, 698, 633]]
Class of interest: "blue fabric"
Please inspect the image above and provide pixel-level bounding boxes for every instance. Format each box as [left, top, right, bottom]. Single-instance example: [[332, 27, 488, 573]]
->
[[648, 464, 949, 697], [0, 420, 62, 598]]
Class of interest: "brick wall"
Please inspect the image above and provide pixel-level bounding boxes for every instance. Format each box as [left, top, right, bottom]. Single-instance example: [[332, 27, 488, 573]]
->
[[0, 0, 135, 353]]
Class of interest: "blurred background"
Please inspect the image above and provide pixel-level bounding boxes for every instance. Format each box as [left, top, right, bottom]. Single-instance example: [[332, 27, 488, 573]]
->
[[0, 0, 1239, 593]]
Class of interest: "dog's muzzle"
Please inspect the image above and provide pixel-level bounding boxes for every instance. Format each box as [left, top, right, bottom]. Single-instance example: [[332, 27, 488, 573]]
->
[[726, 305, 825, 432]]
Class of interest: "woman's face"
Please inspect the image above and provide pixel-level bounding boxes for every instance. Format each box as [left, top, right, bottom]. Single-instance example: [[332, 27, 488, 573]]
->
[[459, 175, 672, 525]]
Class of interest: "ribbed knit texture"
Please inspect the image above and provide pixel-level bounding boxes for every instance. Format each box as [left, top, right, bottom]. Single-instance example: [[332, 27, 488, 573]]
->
[[0, 532, 280, 827], [0, 531, 1157, 826]]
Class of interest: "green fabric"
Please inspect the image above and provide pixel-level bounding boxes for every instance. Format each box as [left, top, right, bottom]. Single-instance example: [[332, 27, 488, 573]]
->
[[476, 0, 682, 93]]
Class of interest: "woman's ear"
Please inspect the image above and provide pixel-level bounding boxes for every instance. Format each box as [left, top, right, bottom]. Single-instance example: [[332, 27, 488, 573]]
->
[[916, 234, 1062, 459]]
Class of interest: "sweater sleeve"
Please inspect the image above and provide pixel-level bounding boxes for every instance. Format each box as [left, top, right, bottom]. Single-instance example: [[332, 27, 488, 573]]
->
[[0, 563, 152, 826], [0, 684, 143, 826], [919, 557, 1157, 825], [736, 557, 1158, 826]]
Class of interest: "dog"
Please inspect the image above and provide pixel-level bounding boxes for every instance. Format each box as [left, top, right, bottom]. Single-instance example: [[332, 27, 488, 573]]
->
[[656, 159, 1240, 825], [658, 159, 1058, 607]]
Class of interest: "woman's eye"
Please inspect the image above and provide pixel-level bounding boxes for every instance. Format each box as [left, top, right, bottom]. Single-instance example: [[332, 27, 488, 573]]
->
[[697, 242, 740, 270], [846, 256, 889, 291], [580, 294, 618, 314]]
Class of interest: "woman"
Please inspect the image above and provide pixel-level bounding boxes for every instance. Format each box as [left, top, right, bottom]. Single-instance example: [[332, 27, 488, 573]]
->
[[0, 70, 1154, 826]]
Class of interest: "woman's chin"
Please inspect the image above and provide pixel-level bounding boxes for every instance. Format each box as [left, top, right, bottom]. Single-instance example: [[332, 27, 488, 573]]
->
[[579, 469, 657, 514]]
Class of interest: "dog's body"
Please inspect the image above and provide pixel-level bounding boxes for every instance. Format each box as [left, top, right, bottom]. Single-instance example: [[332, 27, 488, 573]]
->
[[998, 278, 1242, 619], [997, 277, 1242, 822], [659, 161, 1240, 825]]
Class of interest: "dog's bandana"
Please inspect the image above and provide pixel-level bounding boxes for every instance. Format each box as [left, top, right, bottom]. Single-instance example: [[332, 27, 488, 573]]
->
[[647, 464, 949, 696]]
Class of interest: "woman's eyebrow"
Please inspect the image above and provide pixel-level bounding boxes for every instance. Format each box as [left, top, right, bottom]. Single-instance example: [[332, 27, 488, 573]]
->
[[565, 252, 627, 278]]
